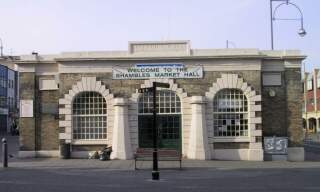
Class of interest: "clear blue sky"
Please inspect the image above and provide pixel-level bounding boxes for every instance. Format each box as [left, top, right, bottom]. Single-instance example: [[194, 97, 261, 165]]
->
[[0, 0, 318, 71]]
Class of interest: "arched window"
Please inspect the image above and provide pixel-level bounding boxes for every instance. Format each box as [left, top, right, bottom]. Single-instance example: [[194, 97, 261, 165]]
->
[[213, 89, 248, 137], [138, 90, 181, 149], [72, 92, 107, 140]]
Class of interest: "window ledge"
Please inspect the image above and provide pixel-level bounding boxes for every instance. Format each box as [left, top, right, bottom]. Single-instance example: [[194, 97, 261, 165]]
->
[[212, 137, 250, 143], [72, 140, 108, 145]]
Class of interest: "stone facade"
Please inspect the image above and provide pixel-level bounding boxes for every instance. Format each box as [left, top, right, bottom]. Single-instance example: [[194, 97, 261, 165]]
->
[[16, 41, 305, 161]]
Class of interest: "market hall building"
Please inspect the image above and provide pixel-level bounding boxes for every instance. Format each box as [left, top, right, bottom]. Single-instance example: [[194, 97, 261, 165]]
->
[[15, 41, 305, 161]]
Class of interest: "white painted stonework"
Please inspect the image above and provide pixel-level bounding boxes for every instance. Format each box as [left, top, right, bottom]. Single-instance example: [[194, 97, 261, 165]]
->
[[187, 96, 211, 160], [213, 149, 249, 161], [58, 77, 114, 146], [110, 98, 133, 160], [206, 73, 264, 161]]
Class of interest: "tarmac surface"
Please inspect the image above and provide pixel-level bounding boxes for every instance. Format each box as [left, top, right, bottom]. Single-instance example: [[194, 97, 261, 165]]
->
[[2, 160, 320, 192], [1, 136, 320, 191]]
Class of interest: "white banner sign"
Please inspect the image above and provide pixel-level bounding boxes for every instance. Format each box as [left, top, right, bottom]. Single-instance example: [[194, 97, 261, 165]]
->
[[112, 64, 203, 79]]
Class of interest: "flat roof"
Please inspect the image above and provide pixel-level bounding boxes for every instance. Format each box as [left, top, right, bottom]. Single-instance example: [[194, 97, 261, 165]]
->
[[16, 40, 306, 63]]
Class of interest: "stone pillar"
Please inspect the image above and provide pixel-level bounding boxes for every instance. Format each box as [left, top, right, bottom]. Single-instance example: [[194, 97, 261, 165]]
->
[[110, 98, 133, 160], [187, 96, 210, 160], [248, 143, 264, 161]]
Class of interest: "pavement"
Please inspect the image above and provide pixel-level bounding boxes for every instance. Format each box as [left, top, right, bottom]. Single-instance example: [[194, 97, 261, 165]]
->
[[1, 136, 320, 191], [0, 135, 320, 170], [0, 135, 320, 169]]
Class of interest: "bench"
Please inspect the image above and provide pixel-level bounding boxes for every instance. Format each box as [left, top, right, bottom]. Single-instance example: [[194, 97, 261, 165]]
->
[[134, 148, 182, 170]]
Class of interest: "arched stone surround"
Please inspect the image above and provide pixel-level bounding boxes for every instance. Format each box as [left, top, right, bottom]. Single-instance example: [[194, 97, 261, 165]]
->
[[130, 79, 190, 156], [58, 77, 114, 147], [205, 73, 263, 161]]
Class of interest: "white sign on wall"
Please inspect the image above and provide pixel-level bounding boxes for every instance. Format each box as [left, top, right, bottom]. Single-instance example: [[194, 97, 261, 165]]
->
[[218, 99, 242, 109], [20, 100, 33, 117], [112, 63, 203, 79], [262, 73, 282, 86], [39, 79, 58, 90]]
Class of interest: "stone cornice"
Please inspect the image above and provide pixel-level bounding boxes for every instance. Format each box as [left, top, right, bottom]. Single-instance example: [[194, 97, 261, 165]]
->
[[15, 60, 56, 64], [53, 55, 266, 62], [14, 54, 306, 64]]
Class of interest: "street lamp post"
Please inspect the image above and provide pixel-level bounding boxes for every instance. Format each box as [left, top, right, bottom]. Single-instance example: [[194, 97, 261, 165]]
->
[[270, 0, 306, 50], [139, 82, 170, 180]]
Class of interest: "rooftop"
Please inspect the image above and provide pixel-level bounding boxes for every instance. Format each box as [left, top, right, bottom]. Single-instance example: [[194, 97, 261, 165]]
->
[[17, 40, 306, 62]]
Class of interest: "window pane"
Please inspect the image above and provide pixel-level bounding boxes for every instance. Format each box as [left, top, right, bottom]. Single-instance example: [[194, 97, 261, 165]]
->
[[213, 89, 248, 137], [72, 91, 107, 140], [138, 90, 181, 115]]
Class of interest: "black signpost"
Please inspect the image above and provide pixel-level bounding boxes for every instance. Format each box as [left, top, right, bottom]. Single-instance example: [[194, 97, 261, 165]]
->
[[139, 82, 170, 180]]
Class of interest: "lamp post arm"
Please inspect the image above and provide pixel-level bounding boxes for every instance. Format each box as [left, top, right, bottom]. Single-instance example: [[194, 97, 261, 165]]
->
[[271, 1, 306, 41], [273, 2, 304, 22], [300, 13, 304, 29]]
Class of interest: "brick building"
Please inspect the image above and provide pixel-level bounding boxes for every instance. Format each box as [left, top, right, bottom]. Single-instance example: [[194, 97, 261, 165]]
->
[[15, 41, 305, 161], [0, 57, 19, 134], [302, 69, 320, 133]]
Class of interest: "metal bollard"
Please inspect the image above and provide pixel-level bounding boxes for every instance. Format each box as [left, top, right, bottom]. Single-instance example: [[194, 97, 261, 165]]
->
[[2, 138, 8, 168]]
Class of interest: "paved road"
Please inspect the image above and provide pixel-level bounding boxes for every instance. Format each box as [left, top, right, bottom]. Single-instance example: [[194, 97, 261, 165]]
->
[[304, 140, 320, 161], [1, 166, 320, 192]]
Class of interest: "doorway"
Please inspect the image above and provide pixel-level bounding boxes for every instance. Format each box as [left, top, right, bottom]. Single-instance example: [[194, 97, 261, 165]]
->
[[138, 90, 181, 151]]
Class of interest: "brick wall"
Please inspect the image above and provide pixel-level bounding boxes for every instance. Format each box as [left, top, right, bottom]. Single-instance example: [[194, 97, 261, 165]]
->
[[285, 68, 303, 147], [36, 76, 59, 150], [262, 71, 287, 136], [19, 72, 36, 151], [60, 71, 261, 98]]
